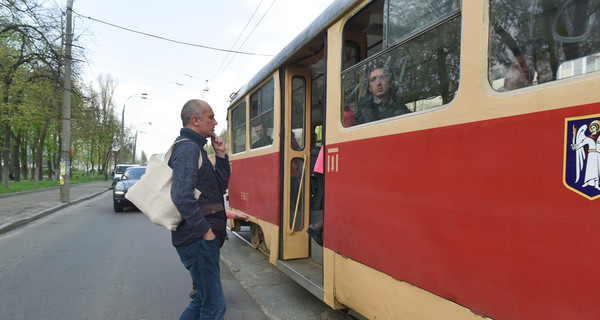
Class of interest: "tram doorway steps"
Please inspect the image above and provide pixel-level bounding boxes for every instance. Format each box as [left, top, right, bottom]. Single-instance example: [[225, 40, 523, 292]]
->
[[276, 258, 324, 300], [309, 209, 323, 264]]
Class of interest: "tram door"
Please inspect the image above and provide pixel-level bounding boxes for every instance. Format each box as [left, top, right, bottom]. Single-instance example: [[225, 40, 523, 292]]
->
[[281, 67, 312, 260]]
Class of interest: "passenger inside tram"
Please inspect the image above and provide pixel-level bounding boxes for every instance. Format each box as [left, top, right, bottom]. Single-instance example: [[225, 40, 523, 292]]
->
[[251, 122, 272, 148], [353, 67, 411, 125]]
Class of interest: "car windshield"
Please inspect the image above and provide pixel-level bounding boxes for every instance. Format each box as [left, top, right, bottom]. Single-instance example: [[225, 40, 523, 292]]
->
[[122, 167, 146, 180], [116, 165, 134, 174]]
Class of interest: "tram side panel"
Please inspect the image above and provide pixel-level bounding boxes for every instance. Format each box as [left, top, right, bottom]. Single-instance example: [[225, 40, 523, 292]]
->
[[229, 152, 281, 226], [324, 103, 600, 319]]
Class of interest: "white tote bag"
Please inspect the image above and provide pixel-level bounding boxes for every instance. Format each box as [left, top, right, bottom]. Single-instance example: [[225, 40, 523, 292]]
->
[[126, 139, 201, 231]]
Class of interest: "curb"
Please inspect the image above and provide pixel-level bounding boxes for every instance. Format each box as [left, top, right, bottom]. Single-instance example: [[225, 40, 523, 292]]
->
[[0, 189, 109, 235]]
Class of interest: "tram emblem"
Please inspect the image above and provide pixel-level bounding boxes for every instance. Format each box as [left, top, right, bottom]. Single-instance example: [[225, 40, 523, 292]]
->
[[564, 114, 600, 200]]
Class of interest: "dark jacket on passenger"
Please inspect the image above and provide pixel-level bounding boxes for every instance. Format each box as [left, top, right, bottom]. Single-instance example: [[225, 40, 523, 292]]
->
[[354, 93, 411, 125], [168, 128, 230, 247]]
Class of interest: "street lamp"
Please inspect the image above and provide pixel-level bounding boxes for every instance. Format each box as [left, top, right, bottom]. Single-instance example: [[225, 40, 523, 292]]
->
[[132, 122, 152, 163], [120, 93, 148, 164]]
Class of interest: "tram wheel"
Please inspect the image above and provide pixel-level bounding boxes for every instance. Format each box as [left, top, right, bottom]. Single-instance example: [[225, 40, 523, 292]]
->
[[250, 223, 270, 256]]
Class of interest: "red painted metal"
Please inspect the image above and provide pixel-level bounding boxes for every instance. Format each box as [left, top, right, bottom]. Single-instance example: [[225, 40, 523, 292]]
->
[[324, 103, 600, 319], [229, 152, 281, 225]]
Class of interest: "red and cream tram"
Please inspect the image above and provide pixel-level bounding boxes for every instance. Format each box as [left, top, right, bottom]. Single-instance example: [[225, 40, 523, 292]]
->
[[226, 0, 600, 319]]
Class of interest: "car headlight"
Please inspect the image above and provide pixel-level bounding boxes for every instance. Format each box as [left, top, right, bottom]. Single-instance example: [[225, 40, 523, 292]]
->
[[114, 184, 126, 194]]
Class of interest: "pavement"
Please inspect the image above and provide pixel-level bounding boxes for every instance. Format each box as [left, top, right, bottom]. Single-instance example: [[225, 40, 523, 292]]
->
[[0, 180, 113, 234], [0, 180, 352, 320]]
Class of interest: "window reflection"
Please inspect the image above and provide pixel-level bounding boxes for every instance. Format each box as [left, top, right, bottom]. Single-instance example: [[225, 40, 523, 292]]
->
[[489, 0, 600, 91], [291, 76, 306, 151], [289, 157, 305, 231], [342, 17, 461, 127], [386, 0, 460, 48], [231, 101, 246, 154], [250, 79, 274, 149]]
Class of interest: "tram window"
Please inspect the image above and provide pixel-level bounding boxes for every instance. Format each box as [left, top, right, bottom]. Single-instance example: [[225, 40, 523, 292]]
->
[[231, 101, 246, 154], [250, 78, 274, 149], [291, 76, 306, 151], [343, 41, 360, 70], [342, 0, 460, 71], [342, 0, 384, 70], [342, 16, 461, 127], [289, 157, 305, 231], [311, 73, 325, 124], [386, 0, 460, 48], [489, 0, 600, 92]]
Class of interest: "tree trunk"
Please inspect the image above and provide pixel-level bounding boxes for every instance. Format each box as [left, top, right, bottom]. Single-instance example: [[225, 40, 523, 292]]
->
[[35, 119, 49, 185], [20, 133, 28, 180], [3, 123, 11, 188]]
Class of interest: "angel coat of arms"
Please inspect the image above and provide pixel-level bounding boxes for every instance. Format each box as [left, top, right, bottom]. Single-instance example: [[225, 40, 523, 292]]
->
[[565, 115, 600, 200]]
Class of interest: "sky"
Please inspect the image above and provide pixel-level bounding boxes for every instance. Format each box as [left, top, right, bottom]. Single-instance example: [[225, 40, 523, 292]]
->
[[63, 0, 335, 159]]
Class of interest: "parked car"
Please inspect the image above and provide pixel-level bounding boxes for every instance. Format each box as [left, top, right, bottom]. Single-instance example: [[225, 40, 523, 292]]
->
[[113, 166, 146, 212], [111, 163, 138, 188]]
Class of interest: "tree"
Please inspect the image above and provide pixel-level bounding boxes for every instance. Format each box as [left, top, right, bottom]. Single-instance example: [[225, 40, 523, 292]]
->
[[139, 151, 148, 166], [0, 0, 65, 187]]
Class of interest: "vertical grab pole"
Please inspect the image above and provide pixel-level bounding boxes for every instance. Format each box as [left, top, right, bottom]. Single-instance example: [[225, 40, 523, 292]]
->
[[288, 154, 307, 235]]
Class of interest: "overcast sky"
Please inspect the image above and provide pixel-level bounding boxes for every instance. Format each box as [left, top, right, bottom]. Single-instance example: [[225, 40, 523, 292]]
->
[[65, 0, 334, 158]]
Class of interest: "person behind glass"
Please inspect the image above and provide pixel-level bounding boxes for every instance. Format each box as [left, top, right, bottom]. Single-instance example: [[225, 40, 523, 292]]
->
[[169, 99, 230, 320], [354, 68, 411, 125], [500, 54, 536, 91], [252, 122, 272, 148]]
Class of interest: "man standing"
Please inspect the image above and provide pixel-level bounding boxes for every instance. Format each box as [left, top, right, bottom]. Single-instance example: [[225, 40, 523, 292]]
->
[[354, 68, 411, 125], [169, 99, 230, 320]]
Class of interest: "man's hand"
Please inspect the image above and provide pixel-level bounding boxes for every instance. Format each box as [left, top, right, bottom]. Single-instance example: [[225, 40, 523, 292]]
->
[[211, 135, 226, 158], [237, 212, 250, 222], [203, 228, 216, 240]]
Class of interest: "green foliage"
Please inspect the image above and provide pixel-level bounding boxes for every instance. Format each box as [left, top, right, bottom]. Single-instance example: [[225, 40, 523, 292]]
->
[[0, 1, 122, 187], [0, 172, 105, 194], [139, 151, 148, 165]]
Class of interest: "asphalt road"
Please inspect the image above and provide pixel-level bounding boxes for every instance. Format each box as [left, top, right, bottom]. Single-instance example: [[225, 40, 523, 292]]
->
[[0, 188, 354, 320], [0, 192, 267, 320]]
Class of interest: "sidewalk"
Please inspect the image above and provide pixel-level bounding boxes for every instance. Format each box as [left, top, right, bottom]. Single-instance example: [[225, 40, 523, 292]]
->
[[0, 180, 111, 234]]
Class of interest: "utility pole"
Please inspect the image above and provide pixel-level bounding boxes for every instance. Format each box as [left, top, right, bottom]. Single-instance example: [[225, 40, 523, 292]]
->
[[60, 0, 73, 203]]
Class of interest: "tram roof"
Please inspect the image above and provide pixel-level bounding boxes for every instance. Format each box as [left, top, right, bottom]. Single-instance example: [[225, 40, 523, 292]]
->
[[229, 0, 355, 107]]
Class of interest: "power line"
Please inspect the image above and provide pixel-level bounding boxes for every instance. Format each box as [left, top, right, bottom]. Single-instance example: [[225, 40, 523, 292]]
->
[[90, 61, 201, 89], [211, 0, 278, 83], [72, 10, 276, 57], [93, 49, 209, 82], [211, 0, 267, 80]]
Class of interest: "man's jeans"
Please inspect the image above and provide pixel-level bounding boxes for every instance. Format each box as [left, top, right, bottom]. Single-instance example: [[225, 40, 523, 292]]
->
[[176, 238, 225, 320]]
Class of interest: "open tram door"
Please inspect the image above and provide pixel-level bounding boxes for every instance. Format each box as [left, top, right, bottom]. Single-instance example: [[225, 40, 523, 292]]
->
[[281, 67, 313, 260]]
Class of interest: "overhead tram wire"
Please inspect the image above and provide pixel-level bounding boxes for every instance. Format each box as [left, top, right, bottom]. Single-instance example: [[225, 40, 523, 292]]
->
[[211, 0, 279, 85], [72, 10, 275, 57], [82, 49, 203, 89], [91, 61, 202, 89], [92, 49, 210, 82], [211, 0, 268, 81]]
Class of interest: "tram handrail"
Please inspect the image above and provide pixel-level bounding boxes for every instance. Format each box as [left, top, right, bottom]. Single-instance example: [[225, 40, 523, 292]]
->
[[288, 154, 307, 236]]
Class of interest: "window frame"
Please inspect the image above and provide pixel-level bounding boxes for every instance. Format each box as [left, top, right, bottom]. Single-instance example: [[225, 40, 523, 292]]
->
[[340, 2, 462, 128], [230, 99, 247, 154], [249, 77, 275, 150]]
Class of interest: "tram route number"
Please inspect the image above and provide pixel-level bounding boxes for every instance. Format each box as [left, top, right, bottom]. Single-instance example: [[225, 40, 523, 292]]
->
[[240, 192, 250, 201]]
